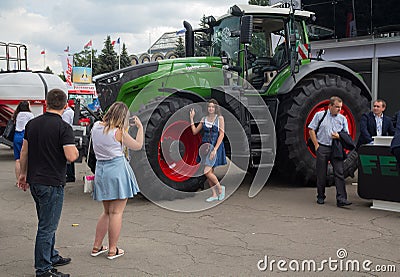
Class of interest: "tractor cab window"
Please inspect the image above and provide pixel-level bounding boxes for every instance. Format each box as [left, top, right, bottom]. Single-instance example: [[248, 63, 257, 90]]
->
[[288, 20, 308, 61], [247, 17, 287, 90], [211, 16, 240, 66], [293, 20, 306, 45]]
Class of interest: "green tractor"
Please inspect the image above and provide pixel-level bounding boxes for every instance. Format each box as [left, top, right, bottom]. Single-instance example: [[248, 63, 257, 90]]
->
[[93, 4, 371, 198]]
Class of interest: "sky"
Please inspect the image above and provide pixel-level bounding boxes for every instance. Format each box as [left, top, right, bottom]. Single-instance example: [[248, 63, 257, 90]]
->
[[0, 0, 249, 75]]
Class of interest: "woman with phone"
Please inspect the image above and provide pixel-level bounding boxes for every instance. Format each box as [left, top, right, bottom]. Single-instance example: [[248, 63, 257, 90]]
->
[[90, 102, 143, 259]]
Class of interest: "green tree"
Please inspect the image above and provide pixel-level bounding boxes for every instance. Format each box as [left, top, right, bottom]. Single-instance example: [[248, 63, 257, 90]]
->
[[248, 0, 269, 6], [175, 36, 185, 58], [97, 35, 118, 75], [92, 55, 100, 76], [195, 15, 210, 57], [119, 43, 131, 69], [74, 49, 93, 68], [73, 48, 99, 75]]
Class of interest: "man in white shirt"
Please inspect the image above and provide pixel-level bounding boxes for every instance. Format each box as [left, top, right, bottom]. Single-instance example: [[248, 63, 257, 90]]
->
[[61, 106, 74, 126], [62, 103, 76, 182], [309, 96, 352, 207]]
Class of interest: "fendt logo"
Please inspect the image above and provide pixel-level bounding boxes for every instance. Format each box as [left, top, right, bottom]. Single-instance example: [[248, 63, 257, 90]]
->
[[270, 0, 301, 10], [359, 155, 399, 177]]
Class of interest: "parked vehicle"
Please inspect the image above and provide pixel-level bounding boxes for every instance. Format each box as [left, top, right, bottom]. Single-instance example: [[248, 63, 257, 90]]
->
[[80, 4, 371, 198], [0, 42, 68, 147]]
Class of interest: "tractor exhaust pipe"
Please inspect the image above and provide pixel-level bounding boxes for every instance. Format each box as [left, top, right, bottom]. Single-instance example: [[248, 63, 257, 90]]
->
[[183, 21, 194, 57]]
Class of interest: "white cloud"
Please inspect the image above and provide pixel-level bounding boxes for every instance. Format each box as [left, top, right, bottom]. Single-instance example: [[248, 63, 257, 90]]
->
[[0, 0, 248, 74]]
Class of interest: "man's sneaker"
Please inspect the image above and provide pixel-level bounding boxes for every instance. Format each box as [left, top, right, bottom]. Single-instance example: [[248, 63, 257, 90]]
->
[[337, 200, 352, 207], [52, 256, 71, 267], [37, 268, 70, 277]]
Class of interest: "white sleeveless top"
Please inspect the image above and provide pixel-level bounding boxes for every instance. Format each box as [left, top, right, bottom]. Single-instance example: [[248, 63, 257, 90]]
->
[[204, 115, 218, 128], [91, 122, 123, 160], [15, 111, 34, 131]]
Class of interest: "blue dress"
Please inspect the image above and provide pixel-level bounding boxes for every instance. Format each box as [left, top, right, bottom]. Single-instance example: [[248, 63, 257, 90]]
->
[[200, 116, 227, 168]]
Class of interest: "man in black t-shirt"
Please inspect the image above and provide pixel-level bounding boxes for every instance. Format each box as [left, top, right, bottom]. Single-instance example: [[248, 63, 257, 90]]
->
[[18, 89, 78, 277]]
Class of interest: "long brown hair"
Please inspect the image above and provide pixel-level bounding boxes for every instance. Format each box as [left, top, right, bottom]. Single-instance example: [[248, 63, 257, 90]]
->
[[102, 102, 129, 133], [207, 99, 221, 116], [13, 101, 31, 121]]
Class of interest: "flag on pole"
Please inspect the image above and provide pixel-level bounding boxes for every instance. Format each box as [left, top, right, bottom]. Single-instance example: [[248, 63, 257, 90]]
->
[[41, 49, 46, 69], [112, 37, 120, 46], [84, 40, 92, 48], [64, 46, 69, 52], [112, 37, 122, 69], [176, 29, 186, 36], [84, 40, 93, 69]]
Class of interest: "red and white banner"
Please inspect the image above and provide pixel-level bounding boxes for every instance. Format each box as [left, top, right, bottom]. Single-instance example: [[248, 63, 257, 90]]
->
[[61, 55, 74, 89], [69, 83, 97, 97]]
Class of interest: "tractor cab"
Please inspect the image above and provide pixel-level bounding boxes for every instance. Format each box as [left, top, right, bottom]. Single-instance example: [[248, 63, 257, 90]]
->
[[203, 4, 313, 91]]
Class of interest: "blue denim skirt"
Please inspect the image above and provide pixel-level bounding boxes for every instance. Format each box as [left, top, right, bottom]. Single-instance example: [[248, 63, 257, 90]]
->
[[93, 156, 140, 201]]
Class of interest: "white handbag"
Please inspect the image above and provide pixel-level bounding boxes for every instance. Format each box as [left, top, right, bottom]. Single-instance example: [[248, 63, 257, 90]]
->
[[84, 175, 94, 193], [84, 134, 95, 194]]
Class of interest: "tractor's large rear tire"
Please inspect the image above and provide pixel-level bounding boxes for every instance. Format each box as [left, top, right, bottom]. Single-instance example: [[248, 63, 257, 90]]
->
[[275, 74, 369, 185], [130, 97, 206, 200]]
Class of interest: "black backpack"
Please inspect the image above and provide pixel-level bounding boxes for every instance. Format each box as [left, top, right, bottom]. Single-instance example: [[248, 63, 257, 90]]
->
[[2, 119, 15, 141]]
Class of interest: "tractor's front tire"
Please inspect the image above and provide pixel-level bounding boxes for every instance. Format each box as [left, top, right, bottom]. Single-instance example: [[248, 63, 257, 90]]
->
[[130, 97, 206, 200]]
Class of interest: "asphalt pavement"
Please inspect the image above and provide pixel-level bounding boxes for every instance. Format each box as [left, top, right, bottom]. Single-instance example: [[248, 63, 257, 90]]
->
[[0, 144, 399, 276]]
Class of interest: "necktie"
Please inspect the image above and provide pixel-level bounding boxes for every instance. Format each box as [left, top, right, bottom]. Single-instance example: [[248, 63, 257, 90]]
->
[[377, 118, 382, 136]]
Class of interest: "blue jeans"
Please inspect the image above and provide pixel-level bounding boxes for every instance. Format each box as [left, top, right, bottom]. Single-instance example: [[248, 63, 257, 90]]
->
[[30, 184, 64, 275]]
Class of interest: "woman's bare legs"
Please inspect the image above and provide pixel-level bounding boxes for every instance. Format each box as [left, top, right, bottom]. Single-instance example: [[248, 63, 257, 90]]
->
[[204, 166, 222, 197], [92, 201, 110, 250], [107, 198, 128, 254], [15, 159, 20, 180]]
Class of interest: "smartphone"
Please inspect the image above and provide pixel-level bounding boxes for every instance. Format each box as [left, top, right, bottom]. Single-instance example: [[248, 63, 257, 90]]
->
[[129, 116, 136, 126]]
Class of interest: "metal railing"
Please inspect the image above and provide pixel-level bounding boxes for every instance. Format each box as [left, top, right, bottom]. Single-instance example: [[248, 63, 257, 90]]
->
[[0, 42, 28, 71]]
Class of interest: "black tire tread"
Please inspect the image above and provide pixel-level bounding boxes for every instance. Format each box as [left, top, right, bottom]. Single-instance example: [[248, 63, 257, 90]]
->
[[130, 97, 205, 200], [276, 73, 369, 185]]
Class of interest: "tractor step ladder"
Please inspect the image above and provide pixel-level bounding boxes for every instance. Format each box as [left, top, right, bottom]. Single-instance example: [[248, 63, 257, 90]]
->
[[247, 95, 275, 168]]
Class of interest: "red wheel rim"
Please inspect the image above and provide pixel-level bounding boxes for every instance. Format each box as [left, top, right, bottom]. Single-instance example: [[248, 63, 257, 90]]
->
[[158, 120, 201, 182], [304, 100, 356, 156]]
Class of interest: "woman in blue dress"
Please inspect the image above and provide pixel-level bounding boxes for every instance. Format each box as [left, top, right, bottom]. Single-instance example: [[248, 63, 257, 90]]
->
[[90, 102, 143, 259], [12, 101, 34, 180], [190, 99, 227, 202]]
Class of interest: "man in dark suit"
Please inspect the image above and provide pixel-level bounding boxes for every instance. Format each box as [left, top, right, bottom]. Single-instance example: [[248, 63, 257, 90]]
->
[[357, 99, 395, 148]]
